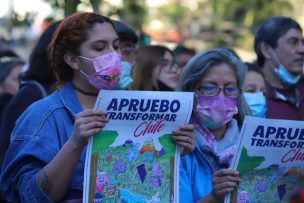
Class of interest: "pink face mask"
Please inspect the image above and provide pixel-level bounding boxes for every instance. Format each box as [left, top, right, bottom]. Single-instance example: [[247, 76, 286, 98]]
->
[[79, 52, 122, 89], [194, 95, 238, 129]]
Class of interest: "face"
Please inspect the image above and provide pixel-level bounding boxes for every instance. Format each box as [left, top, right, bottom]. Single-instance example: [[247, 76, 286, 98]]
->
[[196, 63, 237, 97], [243, 71, 266, 93], [119, 40, 137, 65], [153, 51, 179, 89], [176, 53, 193, 73], [78, 22, 120, 76], [0, 64, 22, 95], [271, 28, 304, 75]]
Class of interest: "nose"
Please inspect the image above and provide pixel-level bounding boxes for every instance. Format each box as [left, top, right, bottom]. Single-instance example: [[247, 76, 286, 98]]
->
[[297, 40, 304, 54], [218, 88, 226, 96]]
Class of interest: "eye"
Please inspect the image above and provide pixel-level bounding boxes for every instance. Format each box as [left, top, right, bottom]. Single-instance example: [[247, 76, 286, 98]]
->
[[113, 40, 120, 51], [94, 46, 105, 52], [225, 86, 238, 93]]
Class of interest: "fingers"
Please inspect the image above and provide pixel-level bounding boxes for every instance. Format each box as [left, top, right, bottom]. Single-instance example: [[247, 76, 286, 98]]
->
[[214, 169, 239, 177], [212, 170, 241, 200], [178, 124, 194, 132], [72, 110, 109, 146], [75, 109, 106, 119], [172, 124, 195, 156]]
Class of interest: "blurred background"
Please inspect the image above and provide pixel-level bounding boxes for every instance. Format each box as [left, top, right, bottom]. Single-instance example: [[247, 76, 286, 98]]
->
[[0, 0, 304, 62]]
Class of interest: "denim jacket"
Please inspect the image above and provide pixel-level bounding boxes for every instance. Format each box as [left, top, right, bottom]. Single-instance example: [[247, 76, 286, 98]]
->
[[0, 82, 85, 202]]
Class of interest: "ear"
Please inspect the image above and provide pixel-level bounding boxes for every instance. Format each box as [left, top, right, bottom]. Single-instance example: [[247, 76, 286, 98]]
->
[[260, 42, 272, 60], [64, 52, 80, 71]]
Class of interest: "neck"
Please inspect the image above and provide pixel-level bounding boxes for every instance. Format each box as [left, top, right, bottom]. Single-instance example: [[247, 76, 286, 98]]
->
[[209, 125, 228, 141], [71, 80, 98, 110], [263, 62, 291, 89]]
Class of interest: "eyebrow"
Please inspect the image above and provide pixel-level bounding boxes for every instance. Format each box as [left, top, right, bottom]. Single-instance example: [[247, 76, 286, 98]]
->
[[287, 37, 301, 42], [202, 81, 237, 85], [92, 37, 120, 44]]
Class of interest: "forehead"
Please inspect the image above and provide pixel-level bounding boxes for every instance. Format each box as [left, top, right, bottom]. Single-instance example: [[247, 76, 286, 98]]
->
[[278, 28, 304, 42], [244, 71, 264, 84], [163, 51, 173, 60], [202, 63, 237, 81], [85, 22, 118, 43]]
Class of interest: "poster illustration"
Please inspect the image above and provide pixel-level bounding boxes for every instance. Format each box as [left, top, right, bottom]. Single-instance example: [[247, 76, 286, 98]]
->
[[226, 116, 304, 203], [83, 90, 194, 203]]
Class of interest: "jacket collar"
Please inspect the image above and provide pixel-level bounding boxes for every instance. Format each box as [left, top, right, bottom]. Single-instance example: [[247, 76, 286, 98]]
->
[[59, 82, 83, 117], [265, 81, 304, 108]]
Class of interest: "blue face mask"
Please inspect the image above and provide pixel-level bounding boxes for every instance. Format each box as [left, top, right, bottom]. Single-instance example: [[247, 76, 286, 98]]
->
[[113, 61, 133, 90], [243, 92, 267, 117], [274, 64, 301, 85], [270, 48, 301, 85]]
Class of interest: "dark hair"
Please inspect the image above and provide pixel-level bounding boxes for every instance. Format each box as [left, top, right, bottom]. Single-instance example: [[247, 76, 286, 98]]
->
[[254, 16, 302, 66], [48, 12, 114, 85], [173, 44, 195, 57], [130, 45, 173, 90], [22, 21, 61, 85], [112, 20, 139, 44], [245, 61, 264, 78]]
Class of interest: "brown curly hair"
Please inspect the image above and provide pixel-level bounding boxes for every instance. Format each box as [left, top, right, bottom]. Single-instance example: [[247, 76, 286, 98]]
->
[[48, 12, 114, 86]]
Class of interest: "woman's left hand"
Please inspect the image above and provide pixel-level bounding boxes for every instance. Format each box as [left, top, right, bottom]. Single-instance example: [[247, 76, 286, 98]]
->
[[172, 124, 195, 156]]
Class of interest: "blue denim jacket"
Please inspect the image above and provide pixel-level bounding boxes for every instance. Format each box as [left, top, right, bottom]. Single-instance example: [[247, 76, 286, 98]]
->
[[0, 82, 85, 202]]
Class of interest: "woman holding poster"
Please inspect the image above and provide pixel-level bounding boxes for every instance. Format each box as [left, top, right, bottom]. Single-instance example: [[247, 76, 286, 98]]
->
[[0, 12, 194, 202], [177, 48, 251, 202]]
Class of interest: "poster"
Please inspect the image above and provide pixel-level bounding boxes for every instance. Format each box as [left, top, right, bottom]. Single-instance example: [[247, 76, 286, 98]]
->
[[83, 90, 194, 203], [226, 116, 304, 203]]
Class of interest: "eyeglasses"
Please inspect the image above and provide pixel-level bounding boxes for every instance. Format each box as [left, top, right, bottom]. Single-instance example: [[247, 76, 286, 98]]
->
[[158, 60, 178, 73], [196, 85, 241, 98], [120, 47, 137, 57]]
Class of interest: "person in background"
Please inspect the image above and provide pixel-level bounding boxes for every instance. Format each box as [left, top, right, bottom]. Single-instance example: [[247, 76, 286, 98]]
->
[[243, 62, 267, 117], [0, 12, 194, 202], [173, 44, 196, 74], [112, 20, 138, 89], [130, 45, 179, 91], [0, 21, 61, 170], [177, 48, 251, 202], [254, 16, 304, 120], [0, 54, 24, 119], [0, 54, 24, 96]]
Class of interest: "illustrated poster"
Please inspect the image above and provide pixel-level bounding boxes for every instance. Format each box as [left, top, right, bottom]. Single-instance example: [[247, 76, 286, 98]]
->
[[226, 116, 304, 203], [83, 90, 194, 203]]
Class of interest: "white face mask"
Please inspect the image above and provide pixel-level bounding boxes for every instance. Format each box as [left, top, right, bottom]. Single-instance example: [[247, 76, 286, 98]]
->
[[270, 49, 301, 85]]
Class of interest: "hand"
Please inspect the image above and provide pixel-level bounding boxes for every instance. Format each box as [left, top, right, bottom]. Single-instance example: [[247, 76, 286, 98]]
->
[[172, 124, 195, 156], [211, 169, 241, 202], [71, 109, 108, 148]]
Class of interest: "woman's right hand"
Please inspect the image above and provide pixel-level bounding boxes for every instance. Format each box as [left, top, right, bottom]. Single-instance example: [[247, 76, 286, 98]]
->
[[71, 109, 108, 148], [211, 169, 241, 202]]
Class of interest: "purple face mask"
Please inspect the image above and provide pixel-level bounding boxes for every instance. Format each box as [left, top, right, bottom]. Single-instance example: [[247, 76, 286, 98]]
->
[[79, 52, 122, 89], [194, 95, 238, 129]]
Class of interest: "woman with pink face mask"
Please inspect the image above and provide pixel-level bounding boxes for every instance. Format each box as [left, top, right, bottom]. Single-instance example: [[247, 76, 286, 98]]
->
[[0, 13, 194, 202], [177, 48, 251, 202]]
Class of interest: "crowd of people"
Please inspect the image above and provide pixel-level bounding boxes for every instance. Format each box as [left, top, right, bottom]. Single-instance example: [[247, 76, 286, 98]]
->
[[0, 11, 303, 203]]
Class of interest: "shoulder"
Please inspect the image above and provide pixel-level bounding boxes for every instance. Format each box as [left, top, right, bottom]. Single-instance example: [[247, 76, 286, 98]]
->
[[11, 90, 64, 140]]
